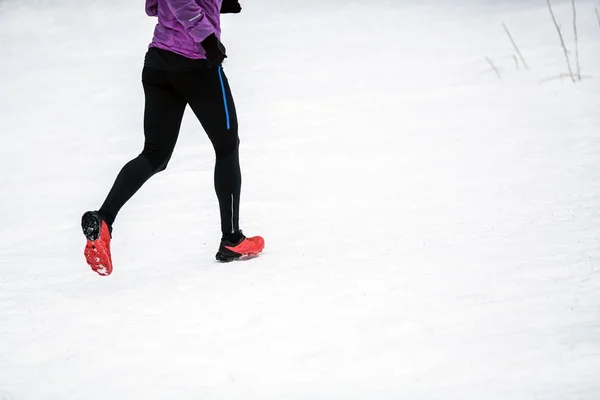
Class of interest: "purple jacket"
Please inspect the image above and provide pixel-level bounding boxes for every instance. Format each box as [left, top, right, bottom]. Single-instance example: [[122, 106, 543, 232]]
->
[[145, 0, 222, 59]]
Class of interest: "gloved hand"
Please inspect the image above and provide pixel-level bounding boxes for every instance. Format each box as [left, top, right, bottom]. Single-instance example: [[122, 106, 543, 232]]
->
[[201, 33, 227, 66], [221, 0, 241, 14]]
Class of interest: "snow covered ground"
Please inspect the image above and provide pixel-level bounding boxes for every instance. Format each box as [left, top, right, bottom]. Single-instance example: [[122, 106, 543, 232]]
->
[[1, 0, 600, 398]]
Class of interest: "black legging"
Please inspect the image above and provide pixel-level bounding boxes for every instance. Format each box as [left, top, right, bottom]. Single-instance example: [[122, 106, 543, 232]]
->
[[98, 65, 241, 238]]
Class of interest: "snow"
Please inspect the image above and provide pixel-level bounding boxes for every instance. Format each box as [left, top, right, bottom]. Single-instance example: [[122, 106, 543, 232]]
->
[[1, 0, 600, 398]]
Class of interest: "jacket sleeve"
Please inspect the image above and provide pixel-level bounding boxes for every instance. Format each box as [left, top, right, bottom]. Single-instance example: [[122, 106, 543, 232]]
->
[[166, 0, 216, 43], [145, 0, 158, 16]]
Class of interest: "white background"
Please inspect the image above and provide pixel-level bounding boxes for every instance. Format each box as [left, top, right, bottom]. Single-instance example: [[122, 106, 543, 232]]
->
[[1, 0, 599, 398]]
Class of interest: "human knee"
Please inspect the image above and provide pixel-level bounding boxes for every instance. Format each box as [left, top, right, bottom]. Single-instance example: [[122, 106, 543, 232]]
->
[[214, 136, 240, 159], [141, 144, 173, 172]]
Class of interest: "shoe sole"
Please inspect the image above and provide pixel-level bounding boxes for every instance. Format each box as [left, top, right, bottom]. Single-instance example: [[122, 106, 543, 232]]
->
[[215, 252, 262, 263], [85, 243, 111, 276], [216, 241, 264, 263], [215, 252, 240, 262], [81, 211, 112, 276]]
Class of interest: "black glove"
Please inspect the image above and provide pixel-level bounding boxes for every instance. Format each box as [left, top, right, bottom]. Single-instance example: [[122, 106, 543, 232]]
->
[[221, 0, 241, 14], [201, 33, 227, 66]]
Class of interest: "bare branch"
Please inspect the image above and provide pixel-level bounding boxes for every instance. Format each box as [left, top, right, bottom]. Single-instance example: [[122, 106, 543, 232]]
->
[[485, 57, 503, 81], [572, 0, 581, 80], [547, 0, 575, 82], [502, 23, 529, 70]]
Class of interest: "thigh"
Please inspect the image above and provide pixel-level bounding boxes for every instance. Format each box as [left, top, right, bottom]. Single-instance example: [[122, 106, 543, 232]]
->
[[141, 67, 188, 162], [171, 67, 239, 156]]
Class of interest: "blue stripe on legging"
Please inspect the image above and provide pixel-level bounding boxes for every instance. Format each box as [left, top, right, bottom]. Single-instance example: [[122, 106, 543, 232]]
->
[[217, 67, 231, 130]]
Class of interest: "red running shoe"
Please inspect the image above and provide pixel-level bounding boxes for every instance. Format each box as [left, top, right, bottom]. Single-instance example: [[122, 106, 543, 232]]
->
[[216, 232, 265, 262], [81, 211, 113, 276]]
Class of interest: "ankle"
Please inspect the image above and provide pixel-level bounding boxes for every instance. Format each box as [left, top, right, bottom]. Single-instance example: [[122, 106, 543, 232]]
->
[[97, 209, 114, 228], [222, 231, 243, 244]]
